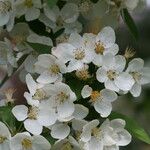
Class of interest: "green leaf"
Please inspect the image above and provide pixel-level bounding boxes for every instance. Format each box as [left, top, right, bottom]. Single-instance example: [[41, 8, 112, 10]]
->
[[121, 8, 139, 40], [109, 112, 150, 144], [28, 42, 51, 54], [0, 106, 16, 132], [47, 0, 58, 8]]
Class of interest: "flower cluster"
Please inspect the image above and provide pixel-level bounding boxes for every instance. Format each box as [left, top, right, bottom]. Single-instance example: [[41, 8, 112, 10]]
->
[[0, 0, 149, 150]]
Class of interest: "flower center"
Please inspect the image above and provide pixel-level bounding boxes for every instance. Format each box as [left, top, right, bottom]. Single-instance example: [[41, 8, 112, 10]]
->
[[56, 16, 64, 27], [28, 107, 38, 120], [95, 42, 105, 54], [90, 91, 101, 102], [0, 135, 7, 144], [32, 89, 47, 101], [91, 127, 101, 139], [49, 64, 60, 74], [22, 138, 32, 149], [13, 35, 26, 44], [78, 0, 92, 14], [76, 67, 90, 80], [0, 1, 11, 14], [24, 0, 33, 8], [74, 49, 85, 60], [130, 72, 141, 82], [124, 47, 135, 59], [61, 142, 73, 150], [56, 92, 69, 103], [107, 70, 117, 80], [4, 88, 16, 104]]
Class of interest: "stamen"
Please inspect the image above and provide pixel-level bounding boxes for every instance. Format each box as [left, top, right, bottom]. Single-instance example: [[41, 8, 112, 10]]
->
[[0, 1, 11, 14], [24, 0, 33, 8], [0, 135, 7, 144], [76, 67, 90, 80], [95, 42, 105, 54], [22, 138, 32, 149], [124, 47, 136, 59], [32, 89, 47, 101], [90, 91, 101, 102], [56, 92, 69, 103], [49, 64, 60, 74], [130, 72, 141, 82], [107, 70, 117, 80], [74, 49, 85, 60], [28, 107, 38, 120]]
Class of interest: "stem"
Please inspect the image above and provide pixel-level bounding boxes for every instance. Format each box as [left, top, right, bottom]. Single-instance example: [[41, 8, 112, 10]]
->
[[0, 75, 9, 88]]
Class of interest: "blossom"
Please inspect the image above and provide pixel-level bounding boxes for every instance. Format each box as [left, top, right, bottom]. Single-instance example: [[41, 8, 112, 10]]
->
[[80, 119, 131, 150], [12, 104, 57, 135], [52, 32, 94, 72], [96, 53, 134, 92], [34, 54, 67, 84], [49, 104, 89, 140], [11, 132, 51, 150], [52, 136, 82, 150], [43, 2, 79, 33], [15, 0, 42, 21], [0, 0, 15, 31], [0, 121, 11, 150], [89, 26, 119, 66], [24, 74, 47, 107], [81, 85, 117, 117], [126, 58, 150, 97], [0, 38, 17, 76]]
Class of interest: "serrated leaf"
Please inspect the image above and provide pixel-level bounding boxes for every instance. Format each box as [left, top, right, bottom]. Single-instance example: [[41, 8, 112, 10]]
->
[[28, 42, 51, 54], [121, 8, 139, 40], [47, 0, 58, 8], [109, 112, 150, 144]]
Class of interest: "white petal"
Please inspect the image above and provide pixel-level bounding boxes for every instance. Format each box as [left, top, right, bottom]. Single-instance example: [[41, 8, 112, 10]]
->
[[61, 3, 79, 23], [96, 26, 115, 48], [12, 105, 28, 121], [24, 119, 43, 135], [25, 8, 40, 21], [93, 54, 103, 66], [36, 71, 58, 84], [72, 119, 87, 131], [110, 119, 126, 129], [94, 100, 112, 117], [0, 122, 11, 138], [37, 109, 57, 126], [88, 137, 103, 150], [32, 135, 51, 150], [73, 104, 89, 119], [127, 58, 144, 72], [24, 92, 39, 107], [81, 85, 92, 98], [114, 55, 126, 72], [104, 44, 119, 55], [101, 89, 118, 102], [105, 79, 120, 92], [115, 72, 135, 91], [26, 74, 37, 95], [57, 101, 75, 118], [51, 123, 70, 139], [130, 83, 141, 97], [116, 129, 132, 146], [96, 68, 107, 83]]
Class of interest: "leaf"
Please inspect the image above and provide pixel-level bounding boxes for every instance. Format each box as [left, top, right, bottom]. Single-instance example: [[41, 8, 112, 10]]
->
[[53, 28, 65, 38], [0, 106, 16, 132], [121, 8, 139, 40], [109, 112, 150, 144], [28, 42, 51, 54], [47, 0, 58, 8]]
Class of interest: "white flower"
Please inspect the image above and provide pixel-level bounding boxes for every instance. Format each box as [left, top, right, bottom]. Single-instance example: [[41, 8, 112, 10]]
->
[[12, 104, 57, 135], [80, 119, 131, 150], [52, 136, 81, 150], [15, 0, 42, 21], [0, 38, 17, 76], [52, 33, 94, 72], [102, 119, 132, 147], [96, 53, 134, 92], [0, 121, 11, 150], [49, 104, 88, 140], [46, 82, 77, 120], [0, 0, 15, 31], [34, 54, 67, 84], [27, 33, 53, 46], [87, 26, 119, 66], [81, 85, 117, 117], [24, 74, 47, 107], [126, 58, 150, 97], [43, 3, 79, 32], [11, 132, 51, 150]]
